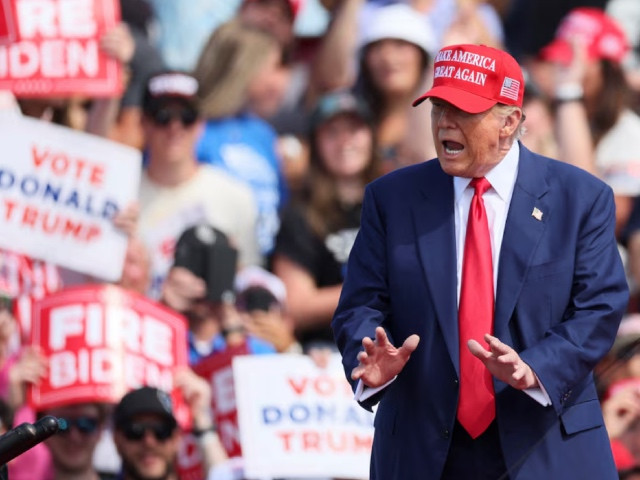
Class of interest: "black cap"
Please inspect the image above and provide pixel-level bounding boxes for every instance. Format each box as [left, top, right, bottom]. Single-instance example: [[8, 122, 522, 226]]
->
[[173, 224, 239, 304], [142, 71, 200, 115], [114, 387, 177, 429], [236, 285, 279, 312]]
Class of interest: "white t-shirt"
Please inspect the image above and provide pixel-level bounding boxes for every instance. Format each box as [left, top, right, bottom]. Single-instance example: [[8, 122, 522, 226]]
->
[[139, 165, 261, 299], [596, 108, 640, 196]]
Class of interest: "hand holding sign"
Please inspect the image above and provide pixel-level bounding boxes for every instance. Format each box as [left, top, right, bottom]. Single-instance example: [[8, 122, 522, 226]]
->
[[99, 22, 134, 65], [8, 346, 47, 409]]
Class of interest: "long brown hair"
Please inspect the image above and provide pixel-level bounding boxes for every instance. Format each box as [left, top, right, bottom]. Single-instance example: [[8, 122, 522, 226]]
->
[[590, 60, 633, 145], [357, 42, 430, 123], [193, 20, 280, 119], [300, 116, 382, 238]]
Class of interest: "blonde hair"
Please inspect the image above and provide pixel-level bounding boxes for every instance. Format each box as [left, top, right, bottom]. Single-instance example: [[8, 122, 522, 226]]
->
[[193, 20, 280, 119]]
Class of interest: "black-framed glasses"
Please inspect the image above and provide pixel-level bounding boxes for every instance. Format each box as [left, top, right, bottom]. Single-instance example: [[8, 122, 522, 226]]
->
[[59, 416, 100, 435], [122, 421, 175, 442], [151, 107, 198, 127]]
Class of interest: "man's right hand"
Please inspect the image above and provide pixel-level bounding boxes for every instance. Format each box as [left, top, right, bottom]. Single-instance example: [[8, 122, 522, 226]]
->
[[351, 327, 420, 388]]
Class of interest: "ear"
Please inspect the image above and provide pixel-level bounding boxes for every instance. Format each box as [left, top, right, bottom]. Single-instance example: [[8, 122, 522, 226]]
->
[[499, 109, 523, 138]]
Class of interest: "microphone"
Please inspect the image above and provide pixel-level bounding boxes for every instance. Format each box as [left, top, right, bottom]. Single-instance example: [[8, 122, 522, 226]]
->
[[0, 415, 62, 465]]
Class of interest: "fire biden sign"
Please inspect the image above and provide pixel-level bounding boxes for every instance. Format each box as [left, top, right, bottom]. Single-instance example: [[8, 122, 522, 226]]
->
[[0, 0, 122, 96], [28, 284, 189, 425]]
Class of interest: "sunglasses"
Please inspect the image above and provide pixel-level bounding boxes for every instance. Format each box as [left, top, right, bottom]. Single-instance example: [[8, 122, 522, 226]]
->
[[150, 107, 198, 127], [122, 421, 175, 442], [59, 416, 100, 435]]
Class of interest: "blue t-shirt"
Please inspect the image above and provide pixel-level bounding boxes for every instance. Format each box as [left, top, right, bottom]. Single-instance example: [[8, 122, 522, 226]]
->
[[196, 113, 288, 255], [188, 331, 276, 366]]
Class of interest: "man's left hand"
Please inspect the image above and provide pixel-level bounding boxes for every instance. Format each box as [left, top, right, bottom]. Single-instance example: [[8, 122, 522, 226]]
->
[[468, 334, 538, 390]]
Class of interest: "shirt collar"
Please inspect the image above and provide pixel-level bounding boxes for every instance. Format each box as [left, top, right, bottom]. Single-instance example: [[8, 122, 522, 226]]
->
[[453, 141, 520, 202]]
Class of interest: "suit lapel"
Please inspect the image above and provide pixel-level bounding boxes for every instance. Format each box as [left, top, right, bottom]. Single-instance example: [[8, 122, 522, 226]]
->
[[494, 144, 550, 340], [412, 165, 459, 371]]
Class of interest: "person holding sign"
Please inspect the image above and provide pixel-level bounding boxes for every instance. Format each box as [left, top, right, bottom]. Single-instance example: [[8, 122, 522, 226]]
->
[[332, 43, 629, 479]]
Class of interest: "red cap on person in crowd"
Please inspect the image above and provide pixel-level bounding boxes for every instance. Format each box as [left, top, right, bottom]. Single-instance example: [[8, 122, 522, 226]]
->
[[539, 7, 629, 65], [412, 44, 524, 114], [287, 0, 303, 18], [243, 0, 304, 20]]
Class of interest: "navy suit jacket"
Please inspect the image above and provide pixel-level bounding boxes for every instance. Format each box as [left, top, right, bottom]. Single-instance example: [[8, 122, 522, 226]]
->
[[332, 144, 629, 480]]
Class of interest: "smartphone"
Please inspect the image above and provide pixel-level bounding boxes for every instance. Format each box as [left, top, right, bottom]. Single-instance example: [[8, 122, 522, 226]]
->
[[173, 225, 238, 303]]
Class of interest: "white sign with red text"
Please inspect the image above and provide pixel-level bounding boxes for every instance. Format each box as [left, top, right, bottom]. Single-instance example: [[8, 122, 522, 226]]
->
[[0, 114, 141, 281], [0, 0, 122, 97], [29, 284, 189, 429], [234, 353, 374, 479]]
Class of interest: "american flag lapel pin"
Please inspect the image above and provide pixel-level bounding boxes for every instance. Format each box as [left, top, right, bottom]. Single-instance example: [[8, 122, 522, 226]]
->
[[532, 207, 543, 221]]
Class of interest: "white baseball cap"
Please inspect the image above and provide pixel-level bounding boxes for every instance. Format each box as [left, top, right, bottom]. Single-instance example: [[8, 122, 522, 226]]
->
[[360, 4, 436, 58]]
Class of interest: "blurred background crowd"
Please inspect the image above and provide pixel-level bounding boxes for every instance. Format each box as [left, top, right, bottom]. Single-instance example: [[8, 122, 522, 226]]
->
[[2, 0, 640, 479]]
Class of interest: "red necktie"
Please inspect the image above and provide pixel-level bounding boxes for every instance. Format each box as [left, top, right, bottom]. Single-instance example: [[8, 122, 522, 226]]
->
[[457, 177, 495, 439]]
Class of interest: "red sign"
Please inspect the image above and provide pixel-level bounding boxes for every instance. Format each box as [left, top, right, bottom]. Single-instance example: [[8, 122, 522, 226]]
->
[[177, 433, 206, 480], [28, 284, 190, 428], [0, 0, 122, 97], [0, 0, 17, 44], [193, 343, 249, 459]]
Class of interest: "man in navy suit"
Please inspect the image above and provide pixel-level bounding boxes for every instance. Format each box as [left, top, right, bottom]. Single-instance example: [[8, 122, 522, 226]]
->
[[332, 43, 629, 479]]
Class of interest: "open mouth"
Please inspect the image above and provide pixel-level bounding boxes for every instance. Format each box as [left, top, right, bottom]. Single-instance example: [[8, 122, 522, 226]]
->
[[443, 140, 464, 155]]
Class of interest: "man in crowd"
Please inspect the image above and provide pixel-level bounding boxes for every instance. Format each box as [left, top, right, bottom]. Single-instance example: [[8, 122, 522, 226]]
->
[[40, 402, 113, 480], [112, 387, 181, 480], [137, 70, 260, 300]]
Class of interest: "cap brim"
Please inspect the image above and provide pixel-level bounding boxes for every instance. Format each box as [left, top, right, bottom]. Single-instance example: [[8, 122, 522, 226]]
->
[[412, 85, 497, 114], [144, 95, 198, 114], [538, 40, 572, 64]]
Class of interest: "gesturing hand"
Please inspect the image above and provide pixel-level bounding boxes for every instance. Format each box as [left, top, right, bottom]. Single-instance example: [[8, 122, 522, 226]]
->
[[468, 334, 538, 390], [351, 327, 420, 388]]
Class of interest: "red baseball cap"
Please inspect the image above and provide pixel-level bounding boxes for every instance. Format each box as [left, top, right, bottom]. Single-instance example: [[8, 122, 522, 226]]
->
[[412, 44, 524, 114], [243, 0, 303, 20], [539, 8, 629, 65]]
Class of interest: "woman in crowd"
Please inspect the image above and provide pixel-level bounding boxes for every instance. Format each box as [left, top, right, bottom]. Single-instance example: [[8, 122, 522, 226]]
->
[[536, 7, 640, 237], [194, 20, 289, 257], [352, 3, 435, 173], [270, 90, 381, 350]]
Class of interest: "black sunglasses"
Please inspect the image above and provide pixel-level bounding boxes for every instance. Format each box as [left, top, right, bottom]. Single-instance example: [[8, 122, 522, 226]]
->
[[122, 421, 175, 442], [151, 107, 198, 127], [59, 416, 100, 435]]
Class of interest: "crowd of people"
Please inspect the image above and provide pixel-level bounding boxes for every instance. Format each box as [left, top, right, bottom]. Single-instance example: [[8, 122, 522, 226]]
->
[[1, 0, 640, 479]]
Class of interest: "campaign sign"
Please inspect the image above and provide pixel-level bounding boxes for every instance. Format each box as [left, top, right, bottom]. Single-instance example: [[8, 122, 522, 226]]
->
[[0, 114, 141, 281], [177, 433, 206, 480], [234, 354, 374, 479], [29, 284, 189, 428], [0, 0, 122, 97], [192, 343, 249, 459], [0, 0, 17, 44]]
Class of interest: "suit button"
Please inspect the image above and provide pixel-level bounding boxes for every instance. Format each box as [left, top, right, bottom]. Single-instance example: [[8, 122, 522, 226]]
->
[[442, 429, 450, 439], [453, 379, 459, 386]]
